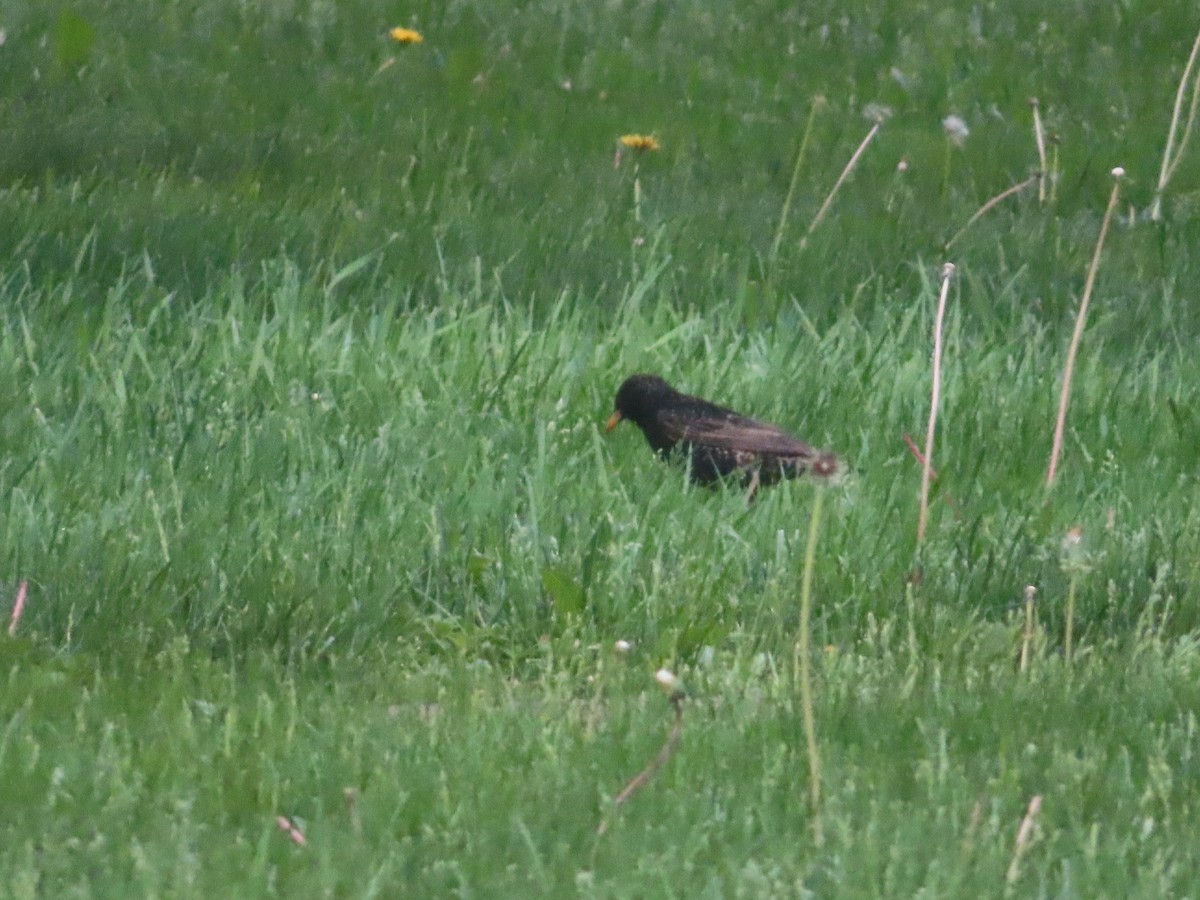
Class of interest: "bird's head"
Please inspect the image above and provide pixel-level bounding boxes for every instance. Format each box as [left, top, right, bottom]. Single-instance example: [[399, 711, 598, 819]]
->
[[606, 374, 677, 431]]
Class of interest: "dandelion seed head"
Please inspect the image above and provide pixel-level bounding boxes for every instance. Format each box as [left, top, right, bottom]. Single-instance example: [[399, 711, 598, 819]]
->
[[862, 102, 893, 124], [942, 115, 970, 147]]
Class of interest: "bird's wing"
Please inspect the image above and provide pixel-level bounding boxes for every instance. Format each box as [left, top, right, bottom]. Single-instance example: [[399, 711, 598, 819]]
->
[[659, 409, 818, 457]]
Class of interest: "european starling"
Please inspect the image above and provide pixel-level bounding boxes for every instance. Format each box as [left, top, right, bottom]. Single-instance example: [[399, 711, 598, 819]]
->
[[606, 373, 839, 496]]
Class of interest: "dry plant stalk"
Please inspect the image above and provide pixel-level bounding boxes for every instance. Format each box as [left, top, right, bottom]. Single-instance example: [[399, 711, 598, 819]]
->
[[8, 581, 28, 637], [944, 174, 1040, 250], [903, 434, 965, 519], [1031, 98, 1048, 203], [1046, 170, 1123, 488], [802, 120, 882, 247], [902, 432, 937, 477], [633, 165, 643, 223], [1005, 794, 1043, 884], [1152, 28, 1200, 221], [917, 264, 955, 545], [596, 690, 685, 837]]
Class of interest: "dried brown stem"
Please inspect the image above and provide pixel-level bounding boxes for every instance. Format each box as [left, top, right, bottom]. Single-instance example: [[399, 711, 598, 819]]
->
[[1005, 794, 1043, 884], [596, 696, 684, 836], [944, 174, 1040, 250], [1031, 99, 1048, 203], [275, 815, 307, 847], [1046, 174, 1122, 488], [902, 433, 938, 479], [8, 581, 28, 637], [917, 264, 955, 545], [1152, 28, 1200, 220], [802, 121, 881, 246]]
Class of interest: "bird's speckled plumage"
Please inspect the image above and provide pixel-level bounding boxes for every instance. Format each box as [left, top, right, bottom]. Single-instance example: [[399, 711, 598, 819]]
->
[[606, 374, 839, 494]]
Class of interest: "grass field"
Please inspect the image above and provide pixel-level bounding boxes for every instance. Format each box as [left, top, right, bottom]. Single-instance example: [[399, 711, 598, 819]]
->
[[3, 0, 1200, 895]]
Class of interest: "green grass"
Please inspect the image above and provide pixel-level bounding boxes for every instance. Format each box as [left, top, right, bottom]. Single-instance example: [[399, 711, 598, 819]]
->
[[3, 0, 1200, 895]]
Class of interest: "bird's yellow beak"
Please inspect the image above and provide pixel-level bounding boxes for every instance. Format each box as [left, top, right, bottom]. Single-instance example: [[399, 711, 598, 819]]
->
[[605, 411, 623, 432]]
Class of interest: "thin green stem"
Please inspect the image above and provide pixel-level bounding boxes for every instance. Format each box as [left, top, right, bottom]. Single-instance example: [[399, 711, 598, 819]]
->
[[1019, 585, 1037, 674], [770, 100, 822, 271], [1065, 575, 1077, 664], [798, 486, 826, 847], [941, 139, 952, 199]]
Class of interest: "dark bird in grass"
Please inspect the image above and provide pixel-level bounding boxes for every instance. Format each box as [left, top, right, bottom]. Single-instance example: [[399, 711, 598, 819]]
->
[[606, 374, 840, 498]]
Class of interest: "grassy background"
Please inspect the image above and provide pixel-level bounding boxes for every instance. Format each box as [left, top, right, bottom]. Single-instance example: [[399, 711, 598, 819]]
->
[[3, 0, 1200, 895]]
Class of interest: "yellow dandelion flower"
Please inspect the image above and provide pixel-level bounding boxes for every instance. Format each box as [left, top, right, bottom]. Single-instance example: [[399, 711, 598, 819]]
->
[[619, 134, 661, 152], [389, 27, 424, 45]]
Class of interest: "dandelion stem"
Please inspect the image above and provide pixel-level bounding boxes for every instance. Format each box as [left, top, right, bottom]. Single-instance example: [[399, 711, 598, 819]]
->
[[1006, 795, 1044, 885], [633, 162, 643, 224], [1046, 173, 1122, 488], [944, 174, 1040, 250], [803, 121, 880, 247], [1165, 70, 1200, 187], [1152, 27, 1200, 221], [1031, 98, 1048, 203], [918, 264, 954, 545], [8, 580, 28, 637], [798, 486, 826, 847], [602, 699, 683, 826], [595, 692, 685, 853]]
